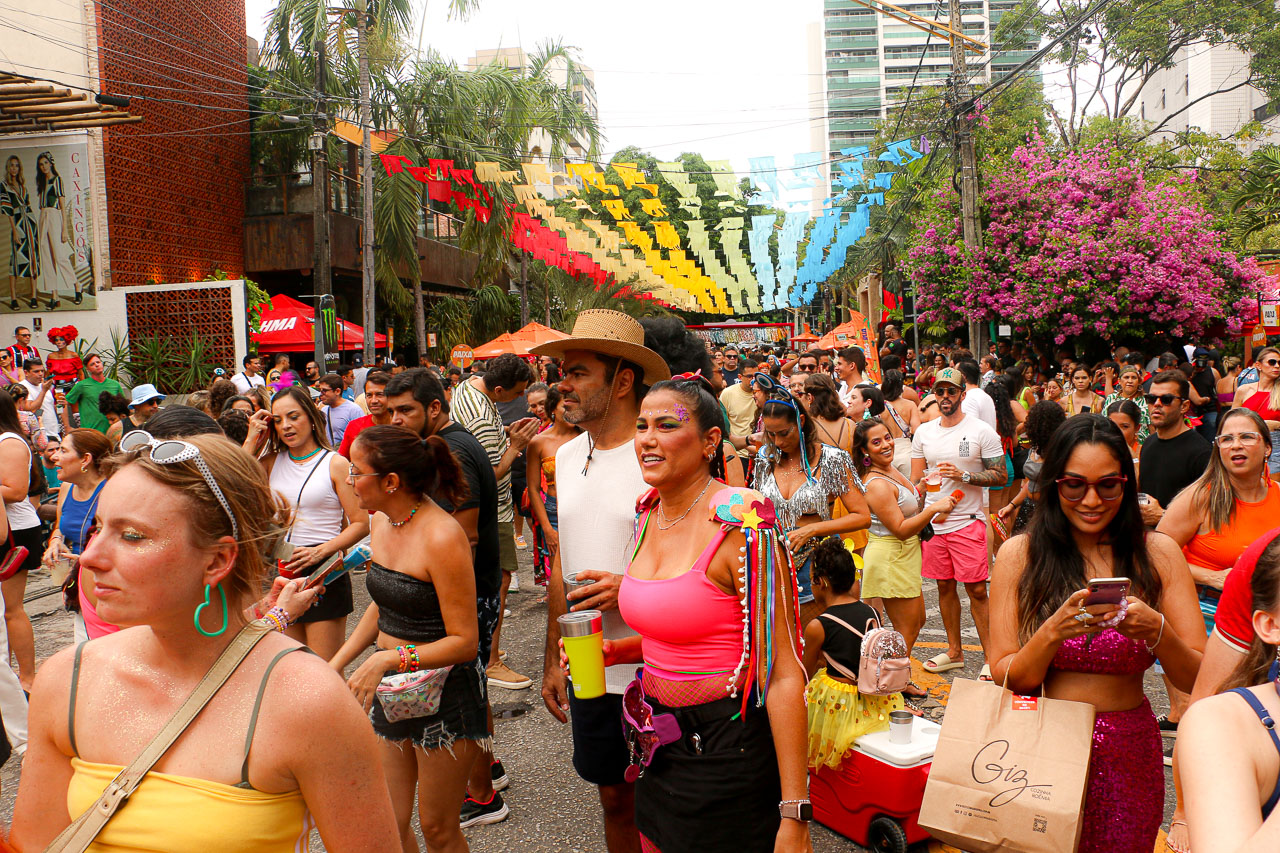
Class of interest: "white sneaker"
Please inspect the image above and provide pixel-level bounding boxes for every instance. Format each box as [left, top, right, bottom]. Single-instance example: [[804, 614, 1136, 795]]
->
[[508, 574, 520, 593]]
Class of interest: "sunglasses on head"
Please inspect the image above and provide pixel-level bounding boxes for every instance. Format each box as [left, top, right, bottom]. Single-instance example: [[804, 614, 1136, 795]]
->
[[119, 430, 239, 539], [1056, 475, 1127, 503], [1143, 393, 1181, 406]]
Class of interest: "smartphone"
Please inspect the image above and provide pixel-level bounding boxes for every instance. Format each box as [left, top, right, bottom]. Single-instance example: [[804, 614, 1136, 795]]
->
[[1084, 577, 1130, 607], [304, 552, 344, 589]]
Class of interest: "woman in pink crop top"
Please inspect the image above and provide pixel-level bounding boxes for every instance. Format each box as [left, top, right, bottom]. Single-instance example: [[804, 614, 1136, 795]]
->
[[612, 375, 810, 853], [989, 414, 1205, 853]]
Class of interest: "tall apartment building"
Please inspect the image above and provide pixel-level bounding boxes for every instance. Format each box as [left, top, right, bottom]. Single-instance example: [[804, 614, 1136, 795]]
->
[[1132, 43, 1280, 152], [466, 47, 598, 165], [819, 0, 1037, 189]]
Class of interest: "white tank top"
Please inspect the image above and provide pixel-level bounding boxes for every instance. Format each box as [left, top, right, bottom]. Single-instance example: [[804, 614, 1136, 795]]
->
[[0, 432, 40, 530], [269, 450, 343, 545]]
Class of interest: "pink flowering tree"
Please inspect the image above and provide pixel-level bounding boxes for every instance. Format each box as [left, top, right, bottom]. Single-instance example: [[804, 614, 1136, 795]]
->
[[907, 135, 1268, 344]]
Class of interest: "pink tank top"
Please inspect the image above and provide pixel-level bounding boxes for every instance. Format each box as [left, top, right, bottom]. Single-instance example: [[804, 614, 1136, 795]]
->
[[78, 567, 120, 640], [619, 523, 744, 681]]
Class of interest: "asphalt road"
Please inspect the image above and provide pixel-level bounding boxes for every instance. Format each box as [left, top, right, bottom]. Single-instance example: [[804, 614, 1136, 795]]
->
[[4, 542, 1178, 852]]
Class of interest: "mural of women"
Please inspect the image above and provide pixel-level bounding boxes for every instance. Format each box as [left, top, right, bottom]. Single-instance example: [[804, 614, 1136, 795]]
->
[[36, 152, 78, 306], [0, 155, 40, 310]]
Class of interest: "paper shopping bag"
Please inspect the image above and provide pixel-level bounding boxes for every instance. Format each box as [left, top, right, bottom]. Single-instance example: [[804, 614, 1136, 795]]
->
[[918, 677, 1095, 853]]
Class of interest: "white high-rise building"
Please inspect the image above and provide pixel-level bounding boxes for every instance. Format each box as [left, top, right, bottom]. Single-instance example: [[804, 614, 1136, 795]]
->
[[1132, 43, 1280, 151], [818, 0, 1038, 191]]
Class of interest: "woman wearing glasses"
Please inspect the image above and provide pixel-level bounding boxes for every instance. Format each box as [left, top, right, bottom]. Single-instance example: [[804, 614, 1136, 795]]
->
[[989, 414, 1204, 853], [0, 350, 20, 387], [751, 375, 869, 626], [12, 433, 401, 852], [251, 387, 369, 660], [1158, 409, 1279, 637], [1233, 346, 1280, 475]]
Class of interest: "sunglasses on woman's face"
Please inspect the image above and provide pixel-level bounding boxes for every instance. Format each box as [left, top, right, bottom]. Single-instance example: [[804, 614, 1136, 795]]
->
[[1263, 359, 1280, 367], [1056, 475, 1127, 503]]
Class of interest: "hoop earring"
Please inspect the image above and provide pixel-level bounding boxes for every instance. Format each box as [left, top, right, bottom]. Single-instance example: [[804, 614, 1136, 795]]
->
[[194, 583, 229, 638], [80, 463, 88, 473], [863, 455, 871, 467]]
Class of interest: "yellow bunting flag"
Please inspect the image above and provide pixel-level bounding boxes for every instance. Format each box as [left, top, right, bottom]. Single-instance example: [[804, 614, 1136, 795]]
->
[[639, 198, 668, 218]]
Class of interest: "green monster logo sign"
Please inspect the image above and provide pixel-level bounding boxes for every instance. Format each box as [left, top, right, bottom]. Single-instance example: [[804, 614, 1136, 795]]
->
[[319, 295, 338, 353]]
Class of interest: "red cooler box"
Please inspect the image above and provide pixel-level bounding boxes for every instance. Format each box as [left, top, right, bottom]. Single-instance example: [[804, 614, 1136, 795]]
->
[[811, 716, 940, 853]]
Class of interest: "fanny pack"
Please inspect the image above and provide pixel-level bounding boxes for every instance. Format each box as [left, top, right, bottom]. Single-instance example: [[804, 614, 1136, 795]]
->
[[376, 666, 453, 722], [621, 669, 743, 782]]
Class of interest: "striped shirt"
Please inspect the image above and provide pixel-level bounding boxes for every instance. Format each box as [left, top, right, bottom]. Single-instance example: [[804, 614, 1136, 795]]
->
[[451, 377, 513, 522]]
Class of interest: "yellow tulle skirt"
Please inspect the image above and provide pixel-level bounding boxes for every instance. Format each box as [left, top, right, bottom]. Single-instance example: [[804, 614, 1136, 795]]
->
[[805, 669, 905, 770]]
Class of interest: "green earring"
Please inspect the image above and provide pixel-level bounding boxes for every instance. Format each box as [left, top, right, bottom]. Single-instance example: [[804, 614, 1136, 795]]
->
[[194, 583, 228, 638]]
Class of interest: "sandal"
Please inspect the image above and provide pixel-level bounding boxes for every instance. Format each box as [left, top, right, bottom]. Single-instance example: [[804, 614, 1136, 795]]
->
[[979, 664, 993, 682], [902, 697, 926, 716], [1165, 819, 1189, 853], [903, 681, 929, 698], [922, 652, 963, 673]]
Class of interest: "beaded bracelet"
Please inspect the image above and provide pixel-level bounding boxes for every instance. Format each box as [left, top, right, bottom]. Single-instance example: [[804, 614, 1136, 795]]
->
[[407, 644, 420, 672], [396, 646, 409, 673], [263, 606, 291, 633]]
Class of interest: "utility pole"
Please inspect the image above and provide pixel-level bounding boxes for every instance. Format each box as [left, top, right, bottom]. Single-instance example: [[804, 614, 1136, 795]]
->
[[311, 39, 331, 370], [947, 0, 983, 355], [357, 1, 375, 365]]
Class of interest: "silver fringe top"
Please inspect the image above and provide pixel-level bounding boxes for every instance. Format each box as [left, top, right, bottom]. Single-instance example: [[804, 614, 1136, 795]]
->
[[752, 443, 863, 531]]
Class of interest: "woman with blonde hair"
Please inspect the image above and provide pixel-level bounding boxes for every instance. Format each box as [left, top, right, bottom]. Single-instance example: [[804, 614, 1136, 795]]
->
[[12, 433, 401, 851]]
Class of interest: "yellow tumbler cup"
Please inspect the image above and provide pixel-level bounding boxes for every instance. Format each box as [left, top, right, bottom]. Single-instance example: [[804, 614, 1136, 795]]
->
[[558, 610, 605, 699]]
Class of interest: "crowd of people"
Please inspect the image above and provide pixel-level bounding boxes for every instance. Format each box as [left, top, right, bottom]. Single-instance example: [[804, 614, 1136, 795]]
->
[[0, 314, 1272, 852]]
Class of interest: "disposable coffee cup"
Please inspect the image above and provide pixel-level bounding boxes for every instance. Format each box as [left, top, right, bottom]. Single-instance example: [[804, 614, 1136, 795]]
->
[[558, 610, 606, 699], [888, 709, 914, 744]]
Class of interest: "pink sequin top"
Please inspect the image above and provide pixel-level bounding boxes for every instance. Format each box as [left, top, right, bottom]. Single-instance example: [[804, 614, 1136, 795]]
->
[[1051, 628, 1154, 676]]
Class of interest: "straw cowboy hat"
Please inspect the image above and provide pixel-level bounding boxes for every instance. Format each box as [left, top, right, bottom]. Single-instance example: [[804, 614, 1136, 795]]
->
[[530, 309, 671, 385]]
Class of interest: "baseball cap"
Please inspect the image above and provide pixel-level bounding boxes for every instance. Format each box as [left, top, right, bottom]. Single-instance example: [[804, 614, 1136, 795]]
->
[[933, 367, 965, 388]]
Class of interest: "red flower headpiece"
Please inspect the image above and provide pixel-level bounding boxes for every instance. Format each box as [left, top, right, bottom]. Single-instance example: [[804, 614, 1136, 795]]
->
[[48, 325, 78, 343]]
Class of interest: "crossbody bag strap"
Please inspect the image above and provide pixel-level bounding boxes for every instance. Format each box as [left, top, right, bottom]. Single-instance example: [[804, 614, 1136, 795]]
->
[[45, 622, 273, 853], [884, 401, 912, 439], [818, 611, 882, 681], [284, 451, 330, 543]]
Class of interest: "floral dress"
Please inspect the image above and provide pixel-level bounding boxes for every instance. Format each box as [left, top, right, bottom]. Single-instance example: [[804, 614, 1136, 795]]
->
[[1101, 391, 1150, 443]]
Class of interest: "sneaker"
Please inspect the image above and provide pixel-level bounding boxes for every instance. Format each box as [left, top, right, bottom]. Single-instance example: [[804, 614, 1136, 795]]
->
[[514, 534, 528, 550], [486, 662, 533, 690], [491, 759, 509, 792], [508, 574, 520, 593], [460, 791, 509, 828], [1156, 714, 1178, 736]]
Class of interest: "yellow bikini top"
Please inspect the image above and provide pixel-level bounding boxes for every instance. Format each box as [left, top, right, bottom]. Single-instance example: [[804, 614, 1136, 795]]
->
[[64, 645, 312, 852]]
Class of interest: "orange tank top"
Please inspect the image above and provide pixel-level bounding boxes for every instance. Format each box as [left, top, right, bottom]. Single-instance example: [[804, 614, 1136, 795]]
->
[[1183, 480, 1280, 573]]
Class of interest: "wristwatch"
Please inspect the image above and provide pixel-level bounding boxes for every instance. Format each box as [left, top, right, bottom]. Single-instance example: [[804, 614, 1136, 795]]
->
[[961, 471, 972, 484], [779, 799, 812, 822]]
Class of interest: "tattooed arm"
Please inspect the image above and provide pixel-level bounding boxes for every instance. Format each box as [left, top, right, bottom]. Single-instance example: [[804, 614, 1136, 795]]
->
[[936, 455, 1008, 488]]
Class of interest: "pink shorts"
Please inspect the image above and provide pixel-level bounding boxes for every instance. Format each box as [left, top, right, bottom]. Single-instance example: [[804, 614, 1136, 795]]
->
[[921, 519, 989, 583]]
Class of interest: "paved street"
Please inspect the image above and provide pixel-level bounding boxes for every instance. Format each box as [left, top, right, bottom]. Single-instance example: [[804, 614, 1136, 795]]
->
[[3, 541, 1177, 851]]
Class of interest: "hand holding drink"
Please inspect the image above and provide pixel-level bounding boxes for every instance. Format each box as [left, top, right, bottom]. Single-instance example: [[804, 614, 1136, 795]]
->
[[557, 611, 605, 699]]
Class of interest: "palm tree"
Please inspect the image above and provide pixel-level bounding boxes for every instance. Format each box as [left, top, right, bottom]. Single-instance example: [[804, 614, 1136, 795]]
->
[[1229, 146, 1280, 249]]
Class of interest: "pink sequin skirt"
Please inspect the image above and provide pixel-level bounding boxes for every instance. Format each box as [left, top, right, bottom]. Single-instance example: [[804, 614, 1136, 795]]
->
[[1079, 698, 1162, 853]]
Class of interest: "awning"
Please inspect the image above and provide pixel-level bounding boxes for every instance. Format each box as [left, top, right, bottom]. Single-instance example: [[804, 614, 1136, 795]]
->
[[251, 293, 387, 353], [0, 72, 142, 135]]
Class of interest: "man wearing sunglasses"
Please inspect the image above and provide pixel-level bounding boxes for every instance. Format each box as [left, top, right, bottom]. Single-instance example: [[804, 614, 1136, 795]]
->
[[720, 346, 742, 386], [1137, 370, 1212, 527], [719, 358, 758, 455], [910, 367, 1006, 676]]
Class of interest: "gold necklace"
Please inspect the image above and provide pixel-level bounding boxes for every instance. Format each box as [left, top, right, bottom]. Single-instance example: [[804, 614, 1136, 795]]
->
[[657, 478, 713, 530]]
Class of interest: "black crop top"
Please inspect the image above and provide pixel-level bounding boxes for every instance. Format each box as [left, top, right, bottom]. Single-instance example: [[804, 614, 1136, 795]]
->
[[818, 601, 880, 679], [366, 562, 446, 643]]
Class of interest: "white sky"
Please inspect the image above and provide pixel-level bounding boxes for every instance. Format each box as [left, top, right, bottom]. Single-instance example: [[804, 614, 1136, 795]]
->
[[244, 0, 823, 174]]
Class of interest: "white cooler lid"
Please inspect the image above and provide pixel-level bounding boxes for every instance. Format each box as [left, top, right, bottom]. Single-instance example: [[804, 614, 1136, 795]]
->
[[853, 717, 940, 766]]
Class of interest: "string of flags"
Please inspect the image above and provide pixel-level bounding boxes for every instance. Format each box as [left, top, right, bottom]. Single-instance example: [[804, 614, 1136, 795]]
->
[[378, 135, 928, 315]]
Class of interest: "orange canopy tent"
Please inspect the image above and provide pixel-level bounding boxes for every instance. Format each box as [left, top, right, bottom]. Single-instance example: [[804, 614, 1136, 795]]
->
[[790, 324, 820, 344], [473, 322, 570, 358]]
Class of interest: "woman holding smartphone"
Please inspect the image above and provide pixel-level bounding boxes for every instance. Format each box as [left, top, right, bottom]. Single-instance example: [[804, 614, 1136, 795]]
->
[[332, 426, 487, 852], [247, 387, 368, 660], [12, 434, 400, 852], [989, 414, 1204, 853]]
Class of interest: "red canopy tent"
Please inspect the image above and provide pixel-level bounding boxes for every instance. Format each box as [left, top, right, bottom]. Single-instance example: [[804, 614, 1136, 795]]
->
[[251, 294, 388, 353]]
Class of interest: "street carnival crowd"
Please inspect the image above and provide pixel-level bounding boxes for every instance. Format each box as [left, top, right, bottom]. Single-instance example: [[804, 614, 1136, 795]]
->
[[0, 312, 1271, 852]]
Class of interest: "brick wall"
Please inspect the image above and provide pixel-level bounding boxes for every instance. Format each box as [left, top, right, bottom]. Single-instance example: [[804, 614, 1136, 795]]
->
[[96, 0, 249, 288]]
